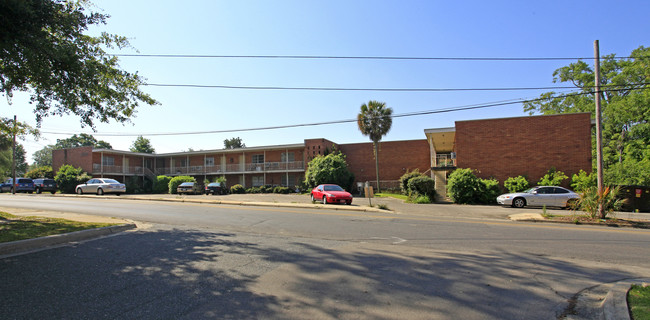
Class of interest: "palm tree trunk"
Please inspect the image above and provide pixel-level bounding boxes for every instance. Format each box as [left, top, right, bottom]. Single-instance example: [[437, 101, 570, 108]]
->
[[374, 142, 380, 193]]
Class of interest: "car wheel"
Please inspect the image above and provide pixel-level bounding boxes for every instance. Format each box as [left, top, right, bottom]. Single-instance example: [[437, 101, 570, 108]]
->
[[512, 198, 526, 208], [310, 194, 315, 202], [36, 188, 42, 194], [97, 188, 104, 196], [322, 196, 327, 205], [76, 188, 83, 195], [346, 200, 352, 205], [51, 191, 56, 194]]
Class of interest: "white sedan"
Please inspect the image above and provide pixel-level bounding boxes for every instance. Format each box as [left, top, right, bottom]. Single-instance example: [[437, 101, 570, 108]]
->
[[497, 186, 579, 208], [76, 178, 126, 195]]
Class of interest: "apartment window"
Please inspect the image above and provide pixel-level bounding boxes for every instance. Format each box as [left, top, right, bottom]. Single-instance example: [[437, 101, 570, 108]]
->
[[252, 176, 264, 187], [281, 152, 295, 162], [205, 157, 215, 166], [281, 175, 295, 186], [252, 154, 264, 164], [102, 156, 114, 166]]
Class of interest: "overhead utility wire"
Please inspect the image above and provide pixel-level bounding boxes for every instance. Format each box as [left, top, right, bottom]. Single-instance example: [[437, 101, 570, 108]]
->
[[143, 83, 648, 92], [39, 86, 648, 137], [112, 53, 635, 61]]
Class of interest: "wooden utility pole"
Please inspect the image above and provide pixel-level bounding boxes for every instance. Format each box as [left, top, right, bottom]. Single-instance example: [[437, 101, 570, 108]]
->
[[594, 40, 605, 218], [12, 115, 17, 195]]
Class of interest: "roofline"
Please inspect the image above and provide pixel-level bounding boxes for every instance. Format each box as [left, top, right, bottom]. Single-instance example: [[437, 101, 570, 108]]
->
[[93, 143, 306, 157], [455, 112, 593, 124], [423, 127, 455, 134]]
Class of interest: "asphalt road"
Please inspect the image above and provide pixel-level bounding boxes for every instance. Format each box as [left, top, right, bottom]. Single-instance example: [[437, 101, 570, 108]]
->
[[1, 195, 650, 319]]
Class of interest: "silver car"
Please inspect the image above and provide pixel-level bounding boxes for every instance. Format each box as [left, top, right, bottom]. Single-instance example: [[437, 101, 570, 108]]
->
[[497, 186, 579, 208], [75, 178, 126, 195]]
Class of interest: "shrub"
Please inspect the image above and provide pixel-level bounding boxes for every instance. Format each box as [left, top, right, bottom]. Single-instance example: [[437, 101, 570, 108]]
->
[[273, 186, 291, 194], [25, 166, 54, 179], [246, 187, 261, 193], [575, 186, 624, 219], [411, 195, 432, 204], [169, 176, 196, 194], [399, 169, 423, 195], [230, 184, 245, 194], [260, 185, 274, 193], [538, 167, 568, 186], [406, 175, 436, 201], [54, 165, 91, 194], [504, 175, 529, 193], [125, 176, 143, 194], [447, 168, 482, 204], [478, 178, 501, 205], [571, 170, 596, 192], [153, 175, 172, 194]]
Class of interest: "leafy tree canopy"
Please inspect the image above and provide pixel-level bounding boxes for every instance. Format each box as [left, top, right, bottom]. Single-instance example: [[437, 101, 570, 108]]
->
[[304, 151, 354, 190], [54, 133, 112, 149], [0, 144, 27, 178], [32, 145, 54, 166], [523, 46, 650, 185], [130, 135, 155, 153], [224, 137, 245, 149], [0, 0, 157, 132]]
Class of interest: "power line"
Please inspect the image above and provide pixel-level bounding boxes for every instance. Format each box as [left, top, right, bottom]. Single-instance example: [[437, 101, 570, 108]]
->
[[112, 53, 636, 61], [143, 83, 649, 92], [37, 86, 649, 138]]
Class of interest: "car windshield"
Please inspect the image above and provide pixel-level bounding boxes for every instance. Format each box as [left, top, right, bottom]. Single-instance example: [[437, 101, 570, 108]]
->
[[208, 183, 220, 186], [180, 182, 193, 186], [102, 179, 119, 184], [523, 188, 536, 193], [324, 185, 344, 191]]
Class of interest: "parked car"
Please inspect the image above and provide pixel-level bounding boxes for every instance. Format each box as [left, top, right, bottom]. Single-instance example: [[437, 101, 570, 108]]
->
[[497, 186, 579, 208], [75, 178, 126, 195], [204, 182, 225, 195], [33, 178, 57, 194], [311, 184, 353, 205], [177, 182, 201, 195], [1, 178, 35, 193]]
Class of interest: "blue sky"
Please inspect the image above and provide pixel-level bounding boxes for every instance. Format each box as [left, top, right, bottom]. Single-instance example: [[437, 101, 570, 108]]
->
[[3, 0, 649, 161]]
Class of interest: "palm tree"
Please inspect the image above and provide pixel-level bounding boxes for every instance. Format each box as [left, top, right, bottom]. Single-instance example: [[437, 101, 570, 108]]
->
[[357, 100, 393, 192]]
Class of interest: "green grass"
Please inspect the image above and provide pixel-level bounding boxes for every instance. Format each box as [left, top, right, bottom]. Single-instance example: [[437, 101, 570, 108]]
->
[[375, 192, 408, 201], [629, 285, 650, 320], [0, 212, 118, 243]]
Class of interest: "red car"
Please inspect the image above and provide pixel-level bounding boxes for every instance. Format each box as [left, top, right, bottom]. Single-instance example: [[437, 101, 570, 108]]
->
[[311, 184, 353, 205]]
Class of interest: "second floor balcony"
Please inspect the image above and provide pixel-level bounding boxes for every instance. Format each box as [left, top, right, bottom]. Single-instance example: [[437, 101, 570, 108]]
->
[[93, 161, 305, 176]]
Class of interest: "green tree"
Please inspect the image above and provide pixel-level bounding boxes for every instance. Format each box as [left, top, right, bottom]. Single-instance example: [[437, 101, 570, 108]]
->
[[54, 164, 91, 193], [357, 100, 393, 192], [54, 133, 112, 149], [0, 0, 157, 133], [130, 136, 155, 153], [0, 144, 27, 178], [25, 165, 54, 179], [224, 137, 246, 149], [523, 46, 650, 185], [153, 175, 172, 194], [32, 145, 54, 167], [304, 152, 354, 190]]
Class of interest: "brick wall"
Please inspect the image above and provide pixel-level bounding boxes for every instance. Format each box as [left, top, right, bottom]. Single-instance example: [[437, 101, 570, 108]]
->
[[304, 138, 338, 162], [52, 146, 94, 174], [455, 113, 592, 187], [338, 139, 430, 185]]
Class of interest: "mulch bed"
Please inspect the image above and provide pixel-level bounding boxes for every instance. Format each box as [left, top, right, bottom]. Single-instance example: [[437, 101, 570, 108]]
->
[[546, 215, 650, 229]]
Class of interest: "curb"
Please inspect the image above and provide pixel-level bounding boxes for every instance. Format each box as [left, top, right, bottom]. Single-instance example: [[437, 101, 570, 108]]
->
[[0, 223, 137, 256], [55, 194, 393, 214], [564, 278, 650, 320]]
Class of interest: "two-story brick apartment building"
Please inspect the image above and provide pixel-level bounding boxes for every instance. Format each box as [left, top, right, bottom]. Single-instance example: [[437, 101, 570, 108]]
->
[[52, 113, 592, 195]]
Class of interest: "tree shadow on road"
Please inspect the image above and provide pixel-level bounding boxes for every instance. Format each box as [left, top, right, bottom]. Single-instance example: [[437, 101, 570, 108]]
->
[[1, 227, 644, 320]]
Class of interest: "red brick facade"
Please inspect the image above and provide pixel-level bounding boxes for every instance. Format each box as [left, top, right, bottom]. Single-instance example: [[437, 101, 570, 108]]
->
[[338, 140, 430, 187], [454, 113, 592, 187], [52, 146, 94, 174]]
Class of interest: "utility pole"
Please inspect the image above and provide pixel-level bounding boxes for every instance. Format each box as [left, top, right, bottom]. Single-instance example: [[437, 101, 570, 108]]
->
[[12, 115, 17, 195], [594, 40, 605, 218]]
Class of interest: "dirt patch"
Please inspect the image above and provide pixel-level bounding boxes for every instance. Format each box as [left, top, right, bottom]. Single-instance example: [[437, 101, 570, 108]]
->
[[546, 215, 650, 229]]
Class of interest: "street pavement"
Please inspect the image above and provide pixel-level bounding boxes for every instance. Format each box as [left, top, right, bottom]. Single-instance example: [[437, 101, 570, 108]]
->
[[1, 193, 649, 319]]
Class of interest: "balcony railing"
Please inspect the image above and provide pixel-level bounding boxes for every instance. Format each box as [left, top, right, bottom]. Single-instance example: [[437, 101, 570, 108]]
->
[[94, 161, 305, 176], [435, 154, 456, 168]]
